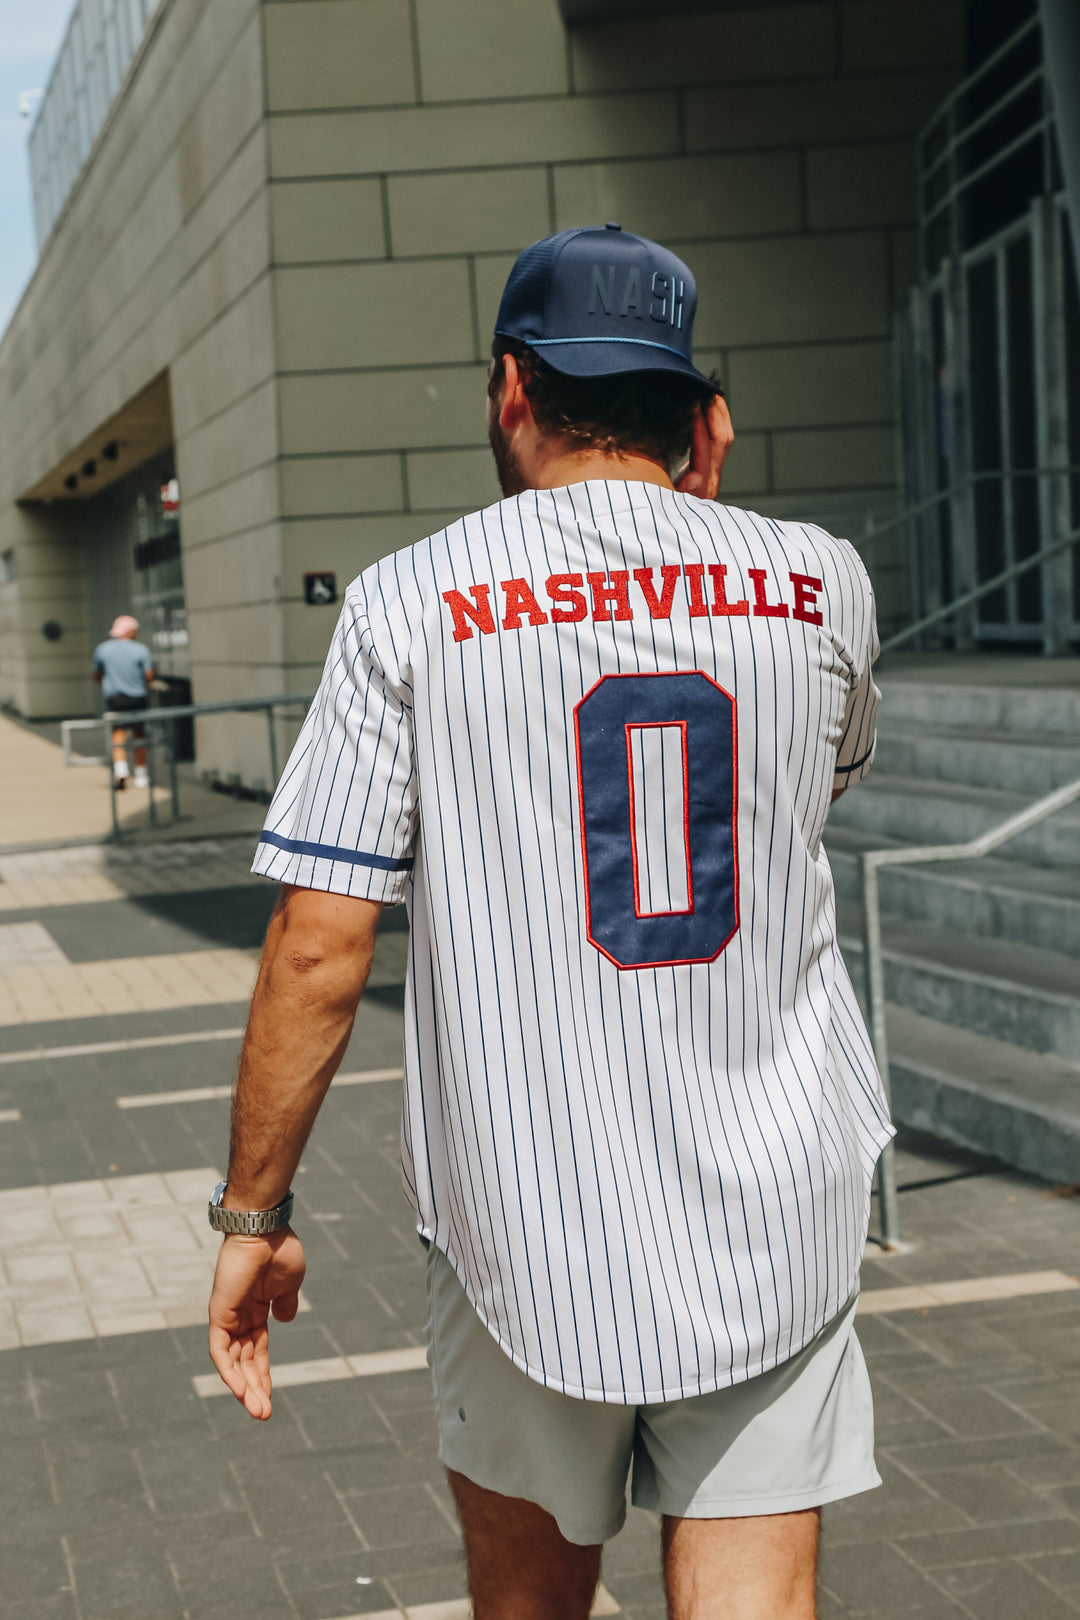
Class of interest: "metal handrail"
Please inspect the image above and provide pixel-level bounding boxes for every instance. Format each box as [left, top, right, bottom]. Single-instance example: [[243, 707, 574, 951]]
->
[[815, 465, 1080, 559], [881, 526, 1080, 653], [860, 774, 1080, 1249], [920, 12, 1039, 143], [63, 689, 315, 839], [917, 14, 1045, 221], [805, 462, 1080, 655], [920, 65, 1044, 185]]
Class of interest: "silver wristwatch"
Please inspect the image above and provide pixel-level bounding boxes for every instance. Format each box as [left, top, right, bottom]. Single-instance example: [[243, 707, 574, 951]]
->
[[208, 1180, 294, 1235]]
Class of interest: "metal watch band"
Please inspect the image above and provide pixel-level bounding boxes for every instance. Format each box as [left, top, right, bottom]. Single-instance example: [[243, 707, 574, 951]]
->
[[207, 1182, 294, 1236]]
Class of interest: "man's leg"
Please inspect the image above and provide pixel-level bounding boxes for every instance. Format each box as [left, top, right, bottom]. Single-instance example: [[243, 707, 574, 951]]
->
[[662, 1508, 819, 1620], [448, 1469, 602, 1620], [111, 725, 130, 785]]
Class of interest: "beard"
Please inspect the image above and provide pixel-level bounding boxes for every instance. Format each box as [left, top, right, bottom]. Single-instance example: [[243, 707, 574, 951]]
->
[[488, 413, 528, 498]]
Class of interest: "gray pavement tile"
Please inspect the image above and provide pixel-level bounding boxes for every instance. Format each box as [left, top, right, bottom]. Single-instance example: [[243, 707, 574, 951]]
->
[[603, 1570, 667, 1615], [604, 1508, 660, 1578], [876, 1419, 962, 1450], [279, 1393, 433, 1459], [819, 1540, 954, 1613], [841, 1605, 968, 1619], [1007, 1454, 1080, 1491], [0, 1538, 72, 1603], [273, 1542, 381, 1595], [914, 1462, 1074, 1526], [374, 1406, 440, 1456], [25, 886, 278, 962], [324, 1442, 446, 1496], [24, 1367, 117, 1421], [348, 1536, 469, 1582], [823, 1501, 970, 1547], [883, 1431, 1071, 1474], [384, 1561, 470, 1609], [341, 1483, 459, 1551], [816, 1590, 846, 1620], [69, 1549, 183, 1620], [165, 1529, 278, 1589], [936, 1560, 1080, 1617], [0, 1599, 81, 1619], [204, 1400, 315, 1453], [134, 1443, 256, 1517], [174, 1563, 300, 1620], [1055, 1487, 1080, 1520], [47, 1438, 151, 1509], [293, 1582, 399, 1619], [183, 1597, 297, 1620], [889, 1384, 1043, 1441], [0, 1002, 251, 1056], [1002, 1399, 1080, 1444], [245, 1495, 362, 1558], [878, 1321, 1039, 1379], [1027, 1550, 1080, 1591], [897, 1517, 1080, 1569]]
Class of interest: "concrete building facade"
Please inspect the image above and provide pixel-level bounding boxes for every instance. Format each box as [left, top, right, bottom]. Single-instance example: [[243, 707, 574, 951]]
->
[[0, 0, 963, 787]]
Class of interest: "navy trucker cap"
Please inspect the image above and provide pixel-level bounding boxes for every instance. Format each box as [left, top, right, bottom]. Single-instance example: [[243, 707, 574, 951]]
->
[[494, 222, 718, 390]]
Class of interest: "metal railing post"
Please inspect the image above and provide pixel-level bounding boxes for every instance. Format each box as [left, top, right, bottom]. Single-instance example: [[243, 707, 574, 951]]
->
[[146, 719, 158, 829], [861, 855, 901, 1249], [105, 712, 121, 841], [266, 704, 279, 788], [858, 772, 1080, 1250], [168, 718, 180, 823]]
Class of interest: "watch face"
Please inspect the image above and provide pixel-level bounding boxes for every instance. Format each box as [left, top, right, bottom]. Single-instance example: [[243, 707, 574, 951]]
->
[[210, 1180, 227, 1207]]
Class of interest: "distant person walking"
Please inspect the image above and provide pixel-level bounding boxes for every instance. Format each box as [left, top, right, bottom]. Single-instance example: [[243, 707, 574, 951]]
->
[[92, 615, 154, 790]]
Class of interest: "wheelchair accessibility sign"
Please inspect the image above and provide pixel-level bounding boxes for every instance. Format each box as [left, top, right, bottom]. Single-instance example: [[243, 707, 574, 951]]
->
[[304, 572, 337, 605]]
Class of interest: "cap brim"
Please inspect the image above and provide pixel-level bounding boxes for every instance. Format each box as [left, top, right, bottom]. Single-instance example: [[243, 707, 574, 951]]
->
[[512, 337, 720, 392]]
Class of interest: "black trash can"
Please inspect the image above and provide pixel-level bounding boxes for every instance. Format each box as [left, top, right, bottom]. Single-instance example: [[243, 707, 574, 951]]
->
[[153, 675, 195, 762]]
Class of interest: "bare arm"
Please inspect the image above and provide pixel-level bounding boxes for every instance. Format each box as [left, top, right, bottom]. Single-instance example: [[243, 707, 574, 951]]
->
[[208, 883, 382, 1418]]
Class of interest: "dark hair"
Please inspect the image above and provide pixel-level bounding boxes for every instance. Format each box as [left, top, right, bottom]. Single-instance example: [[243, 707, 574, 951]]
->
[[489, 338, 715, 474]]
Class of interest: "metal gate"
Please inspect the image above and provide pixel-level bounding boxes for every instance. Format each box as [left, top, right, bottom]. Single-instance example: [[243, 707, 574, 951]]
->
[[897, 14, 1080, 653]]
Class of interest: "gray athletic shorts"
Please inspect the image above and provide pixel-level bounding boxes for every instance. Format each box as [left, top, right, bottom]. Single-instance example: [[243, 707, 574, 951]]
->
[[426, 1245, 880, 1546]]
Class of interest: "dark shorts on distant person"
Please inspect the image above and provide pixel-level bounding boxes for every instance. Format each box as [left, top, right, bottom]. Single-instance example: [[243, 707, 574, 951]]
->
[[106, 691, 146, 738], [425, 1244, 880, 1546]]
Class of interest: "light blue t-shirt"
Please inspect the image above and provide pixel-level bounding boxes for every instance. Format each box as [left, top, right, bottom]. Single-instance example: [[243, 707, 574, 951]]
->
[[93, 638, 153, 699]]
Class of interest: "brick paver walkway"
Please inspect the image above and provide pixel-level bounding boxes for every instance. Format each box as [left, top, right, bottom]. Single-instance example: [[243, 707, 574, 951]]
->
[[0, 837, 1078, 1618]]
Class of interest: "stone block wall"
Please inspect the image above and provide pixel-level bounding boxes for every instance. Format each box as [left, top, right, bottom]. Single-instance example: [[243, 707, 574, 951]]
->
[[265, 0, 963, 661], [0, 0, 277, 770], [0, 0, 965, 780]]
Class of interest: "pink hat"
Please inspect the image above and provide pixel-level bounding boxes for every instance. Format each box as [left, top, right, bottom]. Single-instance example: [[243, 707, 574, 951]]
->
[[110, 615, 139, 638]]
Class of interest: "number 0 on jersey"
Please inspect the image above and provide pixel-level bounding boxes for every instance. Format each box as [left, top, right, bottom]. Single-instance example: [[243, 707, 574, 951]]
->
[[574, 671, 739, 970]]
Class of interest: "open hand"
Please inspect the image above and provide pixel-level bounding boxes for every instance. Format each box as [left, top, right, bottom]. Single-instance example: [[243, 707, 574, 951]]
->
[[675, 393, 735, 502], [208, 1229, 306, 1419]]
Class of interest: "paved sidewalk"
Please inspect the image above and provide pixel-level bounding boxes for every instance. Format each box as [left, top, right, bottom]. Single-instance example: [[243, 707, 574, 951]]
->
[[0, 714, 267, 851], [0, 839, 1078, 1618]]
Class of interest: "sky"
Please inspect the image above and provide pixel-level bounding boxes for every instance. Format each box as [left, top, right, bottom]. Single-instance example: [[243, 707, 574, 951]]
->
[[0, 0, 74, 336]]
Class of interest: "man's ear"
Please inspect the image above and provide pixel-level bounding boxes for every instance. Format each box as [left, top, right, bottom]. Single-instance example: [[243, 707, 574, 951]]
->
[[498, 352, 533, 436]]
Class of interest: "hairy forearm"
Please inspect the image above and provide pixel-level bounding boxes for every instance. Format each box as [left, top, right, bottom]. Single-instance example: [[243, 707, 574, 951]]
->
[[225, 888, 380, 1211]]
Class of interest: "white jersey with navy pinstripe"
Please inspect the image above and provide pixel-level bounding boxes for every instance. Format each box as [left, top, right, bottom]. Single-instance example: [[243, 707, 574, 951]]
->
[[253, 481, 893, 1404]]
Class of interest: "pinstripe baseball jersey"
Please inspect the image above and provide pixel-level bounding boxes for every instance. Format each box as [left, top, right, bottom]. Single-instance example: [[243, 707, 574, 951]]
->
[[253, 481, 893, 1404]]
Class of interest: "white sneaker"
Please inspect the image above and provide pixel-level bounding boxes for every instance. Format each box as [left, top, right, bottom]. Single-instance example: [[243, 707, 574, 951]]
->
[[133, 767, 150, 789], [113, 759, 130, 783]]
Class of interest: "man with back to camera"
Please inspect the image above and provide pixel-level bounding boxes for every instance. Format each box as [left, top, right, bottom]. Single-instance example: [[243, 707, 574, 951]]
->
[[207, 224, 892, 1620], [92, 614, 154, 789]]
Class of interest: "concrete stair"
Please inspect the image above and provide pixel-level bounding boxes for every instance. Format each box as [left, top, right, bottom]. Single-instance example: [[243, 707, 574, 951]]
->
[[824, 665, 1080, 1186]]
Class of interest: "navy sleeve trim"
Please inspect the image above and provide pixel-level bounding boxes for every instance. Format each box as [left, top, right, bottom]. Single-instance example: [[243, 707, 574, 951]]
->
[[258, 829, 414, 872], [835, 744, 875, 776]]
